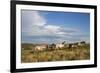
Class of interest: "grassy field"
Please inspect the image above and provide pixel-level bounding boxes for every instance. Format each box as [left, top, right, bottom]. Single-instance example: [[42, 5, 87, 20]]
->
[[21, 44, 90, 63]]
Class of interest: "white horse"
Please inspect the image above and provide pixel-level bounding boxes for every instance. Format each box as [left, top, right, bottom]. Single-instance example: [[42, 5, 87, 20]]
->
[[34, 45, 47, 51], [56, 44, 64, 49]]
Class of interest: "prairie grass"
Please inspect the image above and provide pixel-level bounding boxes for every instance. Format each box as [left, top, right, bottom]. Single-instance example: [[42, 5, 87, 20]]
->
[[21, 44, 90, 63]]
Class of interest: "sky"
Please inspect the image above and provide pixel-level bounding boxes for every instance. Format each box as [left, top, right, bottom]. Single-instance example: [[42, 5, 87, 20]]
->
[[21, 10, 90, 44]]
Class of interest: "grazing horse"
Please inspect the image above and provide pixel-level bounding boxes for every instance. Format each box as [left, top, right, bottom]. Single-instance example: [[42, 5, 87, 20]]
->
[[48, 43, 56, 50], [56, 44, 64, 49], [34, 45, 47, 51], [68, 43, 77, 49], [55, 41, 66, 49], [77, 41, 86, 46], [68, 41, 86, 48], [48, 42, 65, 50]]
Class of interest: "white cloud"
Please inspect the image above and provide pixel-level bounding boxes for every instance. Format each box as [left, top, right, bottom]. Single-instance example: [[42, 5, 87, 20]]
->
[[22, 10, 89, 43], [22, 10, 46, 35], [22, 10, 68, 36], [32, 11, 46, 26], [22, 10, 78, 36], [56, 32, 66, 35], [44, 25, 60, 34]]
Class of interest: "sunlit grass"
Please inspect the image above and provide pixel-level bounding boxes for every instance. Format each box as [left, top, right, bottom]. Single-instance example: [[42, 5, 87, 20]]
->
[[21, 44, 90, 63]]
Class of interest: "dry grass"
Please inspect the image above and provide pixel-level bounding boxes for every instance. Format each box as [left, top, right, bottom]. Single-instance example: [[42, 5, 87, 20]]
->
[[21, 44, 90, 63]]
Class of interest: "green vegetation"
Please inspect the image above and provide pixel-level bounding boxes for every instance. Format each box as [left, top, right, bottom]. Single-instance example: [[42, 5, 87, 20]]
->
[[21, 44, 90, 63]]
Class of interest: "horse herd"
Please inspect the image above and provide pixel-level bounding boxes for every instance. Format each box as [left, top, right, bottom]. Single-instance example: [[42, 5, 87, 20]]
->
[[33, 41, 86, 51]]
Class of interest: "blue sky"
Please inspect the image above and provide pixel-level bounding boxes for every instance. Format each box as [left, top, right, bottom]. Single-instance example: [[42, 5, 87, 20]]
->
[[21, 10, 90, 44]]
